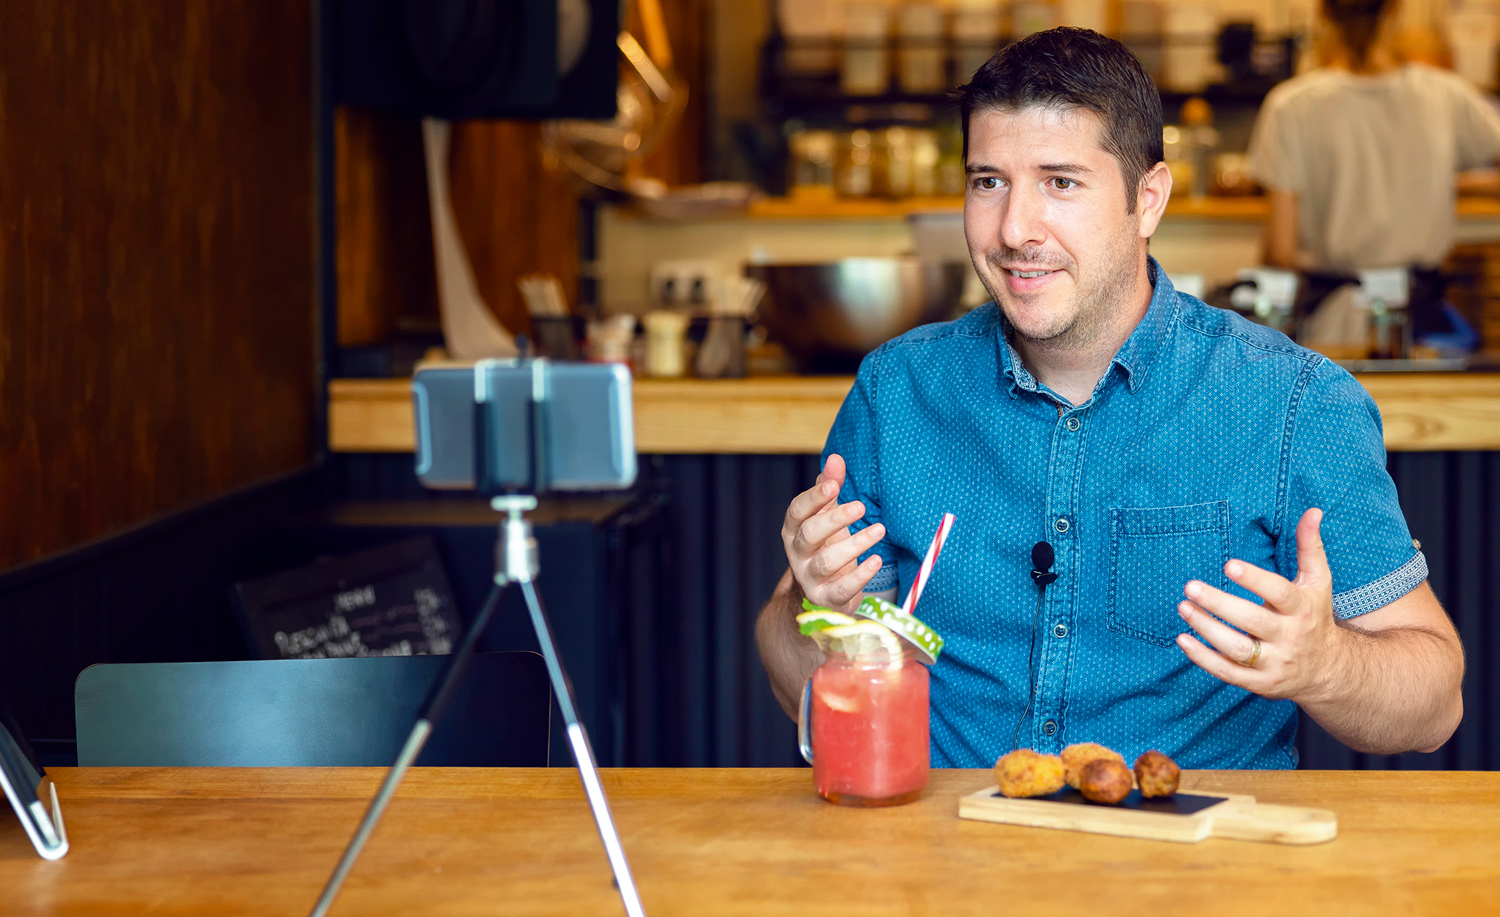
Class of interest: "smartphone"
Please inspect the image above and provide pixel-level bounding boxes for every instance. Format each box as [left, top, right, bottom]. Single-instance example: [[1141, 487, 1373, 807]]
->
[[412, 360, 636, 493], [1, 697, 67, 860]]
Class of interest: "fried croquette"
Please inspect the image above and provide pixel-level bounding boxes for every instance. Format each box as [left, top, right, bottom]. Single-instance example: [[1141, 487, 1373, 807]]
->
[[1061, 742, 1125, 789], [994, 748, 1066, 798], [1133, 750, 1181, 798], [1078, 758, 1133, 804]]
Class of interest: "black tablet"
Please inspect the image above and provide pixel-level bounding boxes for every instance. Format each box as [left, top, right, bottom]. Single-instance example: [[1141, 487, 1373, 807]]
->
[[0, 698, 67, 859]]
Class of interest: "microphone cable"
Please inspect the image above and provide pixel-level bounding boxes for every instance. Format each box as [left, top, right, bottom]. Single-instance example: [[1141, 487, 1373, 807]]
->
[[1012, 541, 1058, 752], [1011, 588, 1047, 753]]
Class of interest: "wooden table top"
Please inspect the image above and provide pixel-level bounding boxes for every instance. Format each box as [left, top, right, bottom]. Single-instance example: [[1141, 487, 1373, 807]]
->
[[3, 767, 1497, 916]]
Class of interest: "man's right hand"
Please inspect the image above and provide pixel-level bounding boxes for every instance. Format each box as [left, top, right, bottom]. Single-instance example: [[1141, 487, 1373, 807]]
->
[[780, 453, 886, 615]]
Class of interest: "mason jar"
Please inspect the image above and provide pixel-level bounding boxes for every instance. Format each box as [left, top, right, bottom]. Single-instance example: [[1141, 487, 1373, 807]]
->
[[798, 642, 930, 806]]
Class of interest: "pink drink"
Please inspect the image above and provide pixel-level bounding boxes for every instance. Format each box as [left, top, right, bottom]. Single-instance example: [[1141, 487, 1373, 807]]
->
[[810, 647, 929, 806]]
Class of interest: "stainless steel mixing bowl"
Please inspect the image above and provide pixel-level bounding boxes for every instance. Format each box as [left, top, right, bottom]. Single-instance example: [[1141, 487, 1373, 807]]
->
[[747, 259, 971, 374]]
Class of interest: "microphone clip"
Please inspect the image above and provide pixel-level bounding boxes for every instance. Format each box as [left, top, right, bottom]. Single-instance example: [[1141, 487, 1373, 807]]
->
[[1030, 569, 1059, 586]]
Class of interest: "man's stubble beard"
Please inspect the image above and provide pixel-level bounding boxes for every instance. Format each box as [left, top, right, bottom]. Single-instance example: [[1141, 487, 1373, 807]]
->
[[982, 226, 1142, 354]]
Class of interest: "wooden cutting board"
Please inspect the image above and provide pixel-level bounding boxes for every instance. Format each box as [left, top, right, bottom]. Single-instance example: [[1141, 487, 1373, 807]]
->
[[959, 786, 1337, 845]]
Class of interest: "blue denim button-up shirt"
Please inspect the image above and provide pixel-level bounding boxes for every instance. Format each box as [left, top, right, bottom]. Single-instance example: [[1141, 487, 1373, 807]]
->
[[825, 260, 1426, 769]]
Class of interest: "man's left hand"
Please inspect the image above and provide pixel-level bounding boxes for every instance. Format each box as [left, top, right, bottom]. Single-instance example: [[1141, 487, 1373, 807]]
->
[[1175, 507, 1344, 703]]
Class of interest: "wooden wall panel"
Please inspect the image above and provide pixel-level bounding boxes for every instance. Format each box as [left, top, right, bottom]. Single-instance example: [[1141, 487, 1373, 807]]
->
[[0, 1, 316, 569], [336, 114, 576, 347], [335, 109, 438, 346], [449, 121, 581, 338]]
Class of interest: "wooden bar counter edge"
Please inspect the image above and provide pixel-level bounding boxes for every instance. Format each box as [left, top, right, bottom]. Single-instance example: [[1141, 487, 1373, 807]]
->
[[4, 767, 1496, 916], [329, 373, 1500, 455]]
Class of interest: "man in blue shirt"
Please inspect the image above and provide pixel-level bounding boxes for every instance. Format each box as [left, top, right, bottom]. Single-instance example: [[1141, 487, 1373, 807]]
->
[[756, 28, 1464, 768]]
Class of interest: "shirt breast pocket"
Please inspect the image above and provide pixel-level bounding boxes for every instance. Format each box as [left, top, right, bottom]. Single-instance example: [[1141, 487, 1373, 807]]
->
[[1107, 501, 1230, 648]]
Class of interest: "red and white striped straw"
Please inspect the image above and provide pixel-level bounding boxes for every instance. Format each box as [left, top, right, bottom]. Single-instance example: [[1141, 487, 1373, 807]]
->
[[901, 512, 955, 618]]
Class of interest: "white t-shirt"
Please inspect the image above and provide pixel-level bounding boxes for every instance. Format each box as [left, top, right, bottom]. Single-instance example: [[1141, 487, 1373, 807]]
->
[[1246, 63, 1500, 273]]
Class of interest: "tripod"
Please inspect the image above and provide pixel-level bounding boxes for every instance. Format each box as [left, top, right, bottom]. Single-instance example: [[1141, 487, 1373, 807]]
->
[[309, 494, 645, 917]]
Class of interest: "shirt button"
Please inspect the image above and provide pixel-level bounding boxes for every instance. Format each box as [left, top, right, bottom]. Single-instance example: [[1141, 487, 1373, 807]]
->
[[1054, 517, 1070, 534], [1065, 417, 1080, 432], [1042, 721, 1058, 736], [1053, 624, 1068, 638]]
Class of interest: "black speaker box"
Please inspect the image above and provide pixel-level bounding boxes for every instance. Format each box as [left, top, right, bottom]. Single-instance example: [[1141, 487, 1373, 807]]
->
[[334, 0, 618, 120]]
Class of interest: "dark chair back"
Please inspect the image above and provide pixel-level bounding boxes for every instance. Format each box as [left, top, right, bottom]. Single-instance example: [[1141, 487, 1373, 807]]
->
[[75, 652, 550, 767]]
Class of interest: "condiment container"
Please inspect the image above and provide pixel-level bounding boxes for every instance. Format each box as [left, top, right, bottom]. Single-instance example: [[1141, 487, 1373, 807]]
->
[[641, 310, 689, 378]]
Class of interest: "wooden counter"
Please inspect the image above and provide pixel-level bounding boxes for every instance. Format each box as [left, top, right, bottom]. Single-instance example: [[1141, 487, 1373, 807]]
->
[[4, 767, 1496, 915], [329, 373, 1500, 454]]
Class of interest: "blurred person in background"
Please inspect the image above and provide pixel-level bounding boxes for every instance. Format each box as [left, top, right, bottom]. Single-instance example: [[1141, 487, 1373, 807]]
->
[[1245, 0, 1500, 351]]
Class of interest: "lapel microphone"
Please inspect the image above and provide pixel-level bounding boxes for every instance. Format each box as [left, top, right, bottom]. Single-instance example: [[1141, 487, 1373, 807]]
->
[[1031, 541, 1058, 585], [1014, 540, 1057, 751]]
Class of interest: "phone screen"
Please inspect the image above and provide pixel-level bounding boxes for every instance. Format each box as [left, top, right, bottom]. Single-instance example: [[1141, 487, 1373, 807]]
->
[[412, 361, 636, 493]]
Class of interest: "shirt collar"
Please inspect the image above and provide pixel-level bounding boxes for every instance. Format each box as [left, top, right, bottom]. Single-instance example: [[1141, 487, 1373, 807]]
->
[[1110, 257, 1177, 394], [997, 256, 1177, 399]]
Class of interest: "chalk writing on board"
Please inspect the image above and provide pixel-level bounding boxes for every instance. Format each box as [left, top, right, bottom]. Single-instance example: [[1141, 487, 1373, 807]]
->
[[233, 537, 463, 661], [272, 587, 454, 659]]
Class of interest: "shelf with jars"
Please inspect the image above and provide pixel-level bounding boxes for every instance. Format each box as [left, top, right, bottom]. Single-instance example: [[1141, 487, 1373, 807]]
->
[[762, 3, 1302, 204], [760, 16, 1301, 118]]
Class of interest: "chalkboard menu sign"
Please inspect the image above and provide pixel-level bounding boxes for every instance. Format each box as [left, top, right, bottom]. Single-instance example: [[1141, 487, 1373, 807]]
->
[[232, 536, 463, 660]]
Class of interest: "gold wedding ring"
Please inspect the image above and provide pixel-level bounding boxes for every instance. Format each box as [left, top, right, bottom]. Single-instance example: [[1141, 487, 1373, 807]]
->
[[1240, 637, 1262, 667]]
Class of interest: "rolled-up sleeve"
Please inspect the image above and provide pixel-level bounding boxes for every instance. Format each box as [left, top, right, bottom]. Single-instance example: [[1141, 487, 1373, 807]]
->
[[1280, 360, 1425, 619]]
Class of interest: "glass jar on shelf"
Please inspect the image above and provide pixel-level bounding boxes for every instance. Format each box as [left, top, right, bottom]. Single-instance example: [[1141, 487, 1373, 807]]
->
[[936, 121, 965, 196], [787, 129, 837, 199], [841, 2, 891, 96], [953, 0, 1003, 81], [897, 2, 946, 94], [835, 128, 878, 197], [910, 128, 941, 197], [881, 126, 915, 198]]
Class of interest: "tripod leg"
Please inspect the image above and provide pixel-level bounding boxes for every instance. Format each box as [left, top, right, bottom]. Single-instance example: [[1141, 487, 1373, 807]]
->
[[309, 582, 507, 917], [519, 578, 646, 917]]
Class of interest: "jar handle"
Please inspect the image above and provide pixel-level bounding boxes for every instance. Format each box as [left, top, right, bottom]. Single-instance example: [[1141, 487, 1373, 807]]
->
[[797, 677, 814, 764]]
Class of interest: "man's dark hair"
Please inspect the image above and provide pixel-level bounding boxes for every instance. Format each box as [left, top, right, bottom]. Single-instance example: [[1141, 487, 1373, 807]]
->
[[955, 28, 1164, 213], [1322, 0, 1391, 69]]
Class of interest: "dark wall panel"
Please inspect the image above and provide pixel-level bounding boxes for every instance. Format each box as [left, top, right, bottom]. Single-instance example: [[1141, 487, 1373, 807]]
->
[[0, 0, 316, 569], [1295, 451, 1500, 771], [643, 455, 817, 768], [0, 474, 322, 763]]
